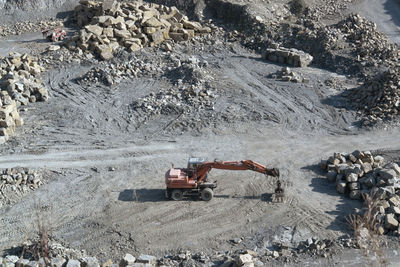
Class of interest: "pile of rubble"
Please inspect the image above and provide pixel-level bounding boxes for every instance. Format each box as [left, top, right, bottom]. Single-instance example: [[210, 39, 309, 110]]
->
[[0, 168, 44, 206], [130, 57, 214, 124], [0, 53, 48, 143], [296, 237, 334, 256], [76, 52, 170, 86], [132, 85, 214, 117], [0, 249, 296, 267], [264, 46, 313, 67], [322, 150, 400, 234], [0, 19, 63, 36], [1, 232, 377, 267], [268, 67, 309, 83], [336, 14, 399, 66], [0, 95, 23, 144], [344, 68, 400, 126], [0, 53, 48, 104], [67, 0, 211, 60], [305, 0, 354, 21]]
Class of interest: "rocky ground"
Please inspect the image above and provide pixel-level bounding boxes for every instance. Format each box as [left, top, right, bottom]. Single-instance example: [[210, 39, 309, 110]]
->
[[0, 0, 400, 266]]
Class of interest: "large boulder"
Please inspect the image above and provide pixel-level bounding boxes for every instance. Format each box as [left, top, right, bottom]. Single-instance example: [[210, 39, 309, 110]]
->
[[85, 24, 103, 36]]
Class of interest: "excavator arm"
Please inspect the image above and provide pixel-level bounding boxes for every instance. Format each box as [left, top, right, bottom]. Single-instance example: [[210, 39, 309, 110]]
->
[[195, 160, 280, 183]]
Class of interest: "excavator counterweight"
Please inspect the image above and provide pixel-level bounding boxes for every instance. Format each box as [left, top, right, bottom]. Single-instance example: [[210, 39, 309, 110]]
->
[[165, 158, 283, 201]]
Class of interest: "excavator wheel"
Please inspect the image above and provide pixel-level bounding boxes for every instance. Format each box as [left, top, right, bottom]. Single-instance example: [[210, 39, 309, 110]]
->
[[171, 189, 183, 201], [201, 188, 213, 201]]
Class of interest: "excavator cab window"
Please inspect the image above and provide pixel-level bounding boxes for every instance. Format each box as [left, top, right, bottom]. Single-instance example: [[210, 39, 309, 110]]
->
[[187, 157, 206, 178]]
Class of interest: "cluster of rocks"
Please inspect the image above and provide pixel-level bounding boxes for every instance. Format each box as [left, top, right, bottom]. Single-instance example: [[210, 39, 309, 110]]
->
[[0, 95, 23, 144], [322, 150, 400, 234], [66, 0, 211, 60], [0, 53, 48, 104], [344, 68, 400, 126], [282, 14, 399, 125], [306, 0, 354, 21], [0, 53, 48, 143], [0, 249, 296, 267], [263, 46, 313, 67], [0, 19, 63, 36], [0, 168, 43, 206], [76, 52, 169, 86], [268, 67, 309, 83], [131, 57, 214, 123], [0, 167, 42, 191], [336, 14, 399, 66], [1, 232, 372, 267], [296, 237, 334, 257]]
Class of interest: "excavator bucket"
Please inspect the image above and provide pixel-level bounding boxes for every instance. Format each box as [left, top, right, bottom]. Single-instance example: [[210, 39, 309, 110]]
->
[[273, 180, 285, 202]]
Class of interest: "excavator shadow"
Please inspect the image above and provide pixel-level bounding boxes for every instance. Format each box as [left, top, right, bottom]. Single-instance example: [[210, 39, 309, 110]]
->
[[214, 193, 277, 202], [118, 189, 167, 202], [118, 190, 281, 203]]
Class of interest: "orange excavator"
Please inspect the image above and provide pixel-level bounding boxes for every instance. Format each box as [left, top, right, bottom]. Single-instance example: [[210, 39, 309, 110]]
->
[[165, 158, 282, 201]]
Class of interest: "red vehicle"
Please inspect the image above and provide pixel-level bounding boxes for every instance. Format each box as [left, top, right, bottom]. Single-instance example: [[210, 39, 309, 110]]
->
[[41, 27, 67, 42], [165, 158, 282, 201]]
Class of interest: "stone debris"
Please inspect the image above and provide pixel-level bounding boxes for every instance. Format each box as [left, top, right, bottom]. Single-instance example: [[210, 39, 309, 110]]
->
[[0, 233, 370, 267], [268, 67, 309, 83], [344, 68, 400, 126], [0, 168, 44, 206], [264, 46, 313, 67], [131, 66, 214, 125], [0, 96, 22, 144], [296, 237, 333, 256], [0, 19, 63, 36], [322, 150, 400, 234], [0, 52, 48, 143], [66, 0, 211, 60]]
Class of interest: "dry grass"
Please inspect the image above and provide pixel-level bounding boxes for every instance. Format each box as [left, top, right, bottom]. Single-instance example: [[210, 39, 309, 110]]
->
[[347, 192, 387, 267], [30, 201, 53, 266]]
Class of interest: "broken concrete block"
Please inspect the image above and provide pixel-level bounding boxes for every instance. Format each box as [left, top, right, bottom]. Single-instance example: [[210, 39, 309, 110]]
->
[[385, 213, 399, 229], [237, 254, 253, 266], [114, 29, 132, 39], [346, 173, 358, 182], [129, 43, 141, 52], [182, 19, 202, 30], [387, 163, 400, 175], [348, 182, 360, 191], [85, 25, 103, 36], [374, 156, 384, 165], [96, 44, 114, 60], [120, 254, 136, 267], [389, 196, 400, 207], [150, 30, 165, 45], [144, 17, 164, 28], [169, 32, 188, 42], [336, 181, 346, 194], [379, 169, 397, 180]]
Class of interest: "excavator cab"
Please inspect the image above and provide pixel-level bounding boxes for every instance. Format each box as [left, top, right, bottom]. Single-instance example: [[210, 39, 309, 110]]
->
[[186, 157, 205, 178]]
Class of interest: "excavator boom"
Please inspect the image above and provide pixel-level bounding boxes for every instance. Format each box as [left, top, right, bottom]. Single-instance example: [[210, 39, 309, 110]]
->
[[195, 160, 279, 183]]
